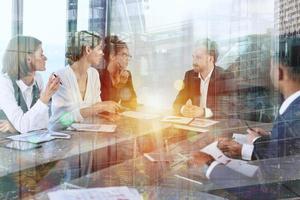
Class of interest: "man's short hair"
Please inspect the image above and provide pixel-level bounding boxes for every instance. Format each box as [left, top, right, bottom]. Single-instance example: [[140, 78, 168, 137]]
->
[[277, 36, 300, 82], [194, 38, 219, 63]]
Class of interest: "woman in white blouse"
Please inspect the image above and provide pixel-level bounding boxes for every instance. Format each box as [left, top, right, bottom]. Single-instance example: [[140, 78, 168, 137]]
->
[[0, 36, 60, 133], [50, 31, 120, 130]]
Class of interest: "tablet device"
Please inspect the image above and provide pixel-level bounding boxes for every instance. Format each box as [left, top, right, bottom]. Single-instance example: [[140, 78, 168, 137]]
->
[[3, 141, 41, 150]]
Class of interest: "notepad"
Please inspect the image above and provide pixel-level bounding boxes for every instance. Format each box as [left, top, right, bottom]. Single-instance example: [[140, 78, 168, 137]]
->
[[48, 186, 141, 200], [121, 111, 159, 120], [69, 123, 117, 133]]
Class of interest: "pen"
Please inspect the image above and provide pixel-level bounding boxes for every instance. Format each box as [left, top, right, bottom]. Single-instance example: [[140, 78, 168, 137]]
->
[[53, 73, 62, 85], [244, 121, 255, 131]]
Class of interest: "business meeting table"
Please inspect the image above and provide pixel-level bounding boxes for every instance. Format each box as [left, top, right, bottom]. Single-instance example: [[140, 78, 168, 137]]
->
[[2, 108, 295, 200]]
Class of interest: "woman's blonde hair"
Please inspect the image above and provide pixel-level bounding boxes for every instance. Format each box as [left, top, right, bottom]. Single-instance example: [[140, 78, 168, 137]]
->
[[2, 35, 41, 80]]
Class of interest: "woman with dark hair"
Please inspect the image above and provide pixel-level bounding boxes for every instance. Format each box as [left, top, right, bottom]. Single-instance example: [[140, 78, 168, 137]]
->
[[0, 35, 60, 133], [50, 31, 120, 130], [100, 35, 137, 109]]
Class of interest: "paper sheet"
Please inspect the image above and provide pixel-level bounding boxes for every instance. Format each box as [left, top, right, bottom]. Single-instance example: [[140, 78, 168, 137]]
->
[[48, 186, 141, 200], [201, 141, 258, 177], [121, 111, 159, 120], [201, 142, 232, 164], [189, 118, 219, 128], [69, 123, 117, 132], [161, 116, 193, 124], [232, 133, 248, 144], [173, 124, 208, 133]]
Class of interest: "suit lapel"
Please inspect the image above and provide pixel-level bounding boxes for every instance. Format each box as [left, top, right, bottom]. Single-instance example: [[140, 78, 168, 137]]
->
[[191, 71, 200, 106], [208, 67, 217, 96]]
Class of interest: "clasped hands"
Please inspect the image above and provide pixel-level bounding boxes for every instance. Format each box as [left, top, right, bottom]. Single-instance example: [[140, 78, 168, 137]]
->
[[181, 100, 205, 118]]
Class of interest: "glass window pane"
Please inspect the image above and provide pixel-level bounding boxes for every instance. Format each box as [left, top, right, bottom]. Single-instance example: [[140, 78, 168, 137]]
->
[[23, 0, 67, 81]]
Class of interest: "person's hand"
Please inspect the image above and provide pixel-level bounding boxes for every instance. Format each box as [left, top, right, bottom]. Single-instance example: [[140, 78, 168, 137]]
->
[[246, 127, 270, 144], [181, 100, 204, 118], [0, 120, 16, 133], [97, 113, 121, 122], [217, 138, 242, 159], [119, 70, 129, 84], [40, 74, 60, 104], [187, 151, 214, 168], [92, 101, 121, 115]]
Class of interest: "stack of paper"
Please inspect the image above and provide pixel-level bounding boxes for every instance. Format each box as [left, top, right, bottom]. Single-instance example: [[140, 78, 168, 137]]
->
[[48, 186, 141, 200], [201, 141, 258, 177], [69, 123, 117, 133], [121, 111, 159, 120]]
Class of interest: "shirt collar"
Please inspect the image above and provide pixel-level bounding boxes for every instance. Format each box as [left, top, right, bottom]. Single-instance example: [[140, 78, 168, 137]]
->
[[279, 90, 300, 115], [198, 66, 214, 82], [16, 78, 35, 93]]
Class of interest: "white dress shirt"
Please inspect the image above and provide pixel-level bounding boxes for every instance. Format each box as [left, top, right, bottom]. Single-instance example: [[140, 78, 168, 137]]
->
[[241, 90, 300, 160], [179, 68, 214, 118], [50, 66, 101, 129], [199, 68, 214, 118], [0, 73, 49, 133]]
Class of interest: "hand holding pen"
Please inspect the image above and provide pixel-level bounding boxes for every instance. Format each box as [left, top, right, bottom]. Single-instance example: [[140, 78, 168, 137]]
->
[[40, 73, 61, 104], [245, 122, 271, 143]]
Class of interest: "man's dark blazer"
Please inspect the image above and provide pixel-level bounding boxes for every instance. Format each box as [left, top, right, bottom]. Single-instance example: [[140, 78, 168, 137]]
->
[[208, 95, 300, 199], [173, 66, 228, 117], [252, 95, 300, 160]]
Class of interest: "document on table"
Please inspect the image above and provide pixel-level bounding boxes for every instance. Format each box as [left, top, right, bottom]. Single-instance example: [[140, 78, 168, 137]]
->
[[121, 111, 159, 120], [173, 124, 208, 133], [189, 118, 219, 128], [69, 123, 117, 133], [48, 186, 141, 200], [232, 133, 248, 144], [201, 141, 258, 177], [161, 116, 193, 125], [6, 130, 70, 143], [201, 141, 231, 164]]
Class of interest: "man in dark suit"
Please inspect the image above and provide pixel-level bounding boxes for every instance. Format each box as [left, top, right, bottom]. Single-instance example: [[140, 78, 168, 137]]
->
[[188, 37, 300, 199], [217, 37, 300, 161], [173, 38, 227, 118]]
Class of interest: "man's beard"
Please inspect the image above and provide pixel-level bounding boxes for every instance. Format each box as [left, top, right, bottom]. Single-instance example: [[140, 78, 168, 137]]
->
[[192, 63, 202, 72]]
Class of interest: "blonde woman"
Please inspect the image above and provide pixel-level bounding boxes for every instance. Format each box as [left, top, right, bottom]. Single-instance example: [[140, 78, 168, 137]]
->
[[0, 36, 60, 133], [50, 31, 120, 130]]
